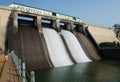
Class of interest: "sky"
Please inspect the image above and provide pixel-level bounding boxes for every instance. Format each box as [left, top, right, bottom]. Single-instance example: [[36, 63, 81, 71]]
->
[[0, 0, 120, 28]]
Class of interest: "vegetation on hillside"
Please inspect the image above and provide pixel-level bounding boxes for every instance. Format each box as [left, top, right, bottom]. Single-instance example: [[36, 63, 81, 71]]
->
[[99, 41, 120, 48], [113, 23, 120, 41]]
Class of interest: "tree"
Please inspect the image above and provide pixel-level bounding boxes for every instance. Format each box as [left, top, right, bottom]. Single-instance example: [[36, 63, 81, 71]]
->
[[113, 23, 120, 40]]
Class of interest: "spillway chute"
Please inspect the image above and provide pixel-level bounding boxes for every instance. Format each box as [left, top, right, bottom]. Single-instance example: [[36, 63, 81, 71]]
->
[[14, 26, 50, 71], [43, 28, 74, 67], [61, 30, 91, 63], [75, 32, 101, 60]]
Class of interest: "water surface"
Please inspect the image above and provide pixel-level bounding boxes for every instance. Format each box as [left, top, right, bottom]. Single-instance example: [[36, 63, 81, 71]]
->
[[35, 59, 120, 82]]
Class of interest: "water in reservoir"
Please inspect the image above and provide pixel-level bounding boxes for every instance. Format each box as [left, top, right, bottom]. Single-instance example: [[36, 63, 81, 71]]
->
[[35, 59, 120, 82], [61, 30, 91, 63]]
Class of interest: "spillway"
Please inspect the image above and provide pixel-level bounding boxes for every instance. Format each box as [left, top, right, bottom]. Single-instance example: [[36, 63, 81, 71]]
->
[[76, 32, 101, 60], [43, 28, 73, 67], [14, 26, 50, 71], [61, 30, 91, 63]]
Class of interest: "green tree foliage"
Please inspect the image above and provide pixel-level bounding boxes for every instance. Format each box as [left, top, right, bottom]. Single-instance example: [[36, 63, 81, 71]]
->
[[113, 23, 120, 40], [113, 23, 120, 30], [99, 41, 120, 48]]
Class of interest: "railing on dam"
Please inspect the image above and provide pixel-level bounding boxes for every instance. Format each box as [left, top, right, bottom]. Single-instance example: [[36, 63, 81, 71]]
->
[[11, 51, 35, 82]]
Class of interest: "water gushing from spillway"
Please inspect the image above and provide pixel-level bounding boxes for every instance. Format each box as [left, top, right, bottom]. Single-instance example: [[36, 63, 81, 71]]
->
[[43, 28, 73, 67], [61, 30, 91, 63]]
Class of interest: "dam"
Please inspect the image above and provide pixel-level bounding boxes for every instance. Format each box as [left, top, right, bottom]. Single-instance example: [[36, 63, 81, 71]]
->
[[0, 3, 120, 82], [2, 3, 100, 71]]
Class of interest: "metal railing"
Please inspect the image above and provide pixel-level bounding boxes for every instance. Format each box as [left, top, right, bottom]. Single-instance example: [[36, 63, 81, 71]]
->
[[11, 51, 35, 82]]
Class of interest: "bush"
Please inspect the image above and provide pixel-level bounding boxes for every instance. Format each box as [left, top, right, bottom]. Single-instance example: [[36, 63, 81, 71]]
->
[[99, 42, 120, 48]]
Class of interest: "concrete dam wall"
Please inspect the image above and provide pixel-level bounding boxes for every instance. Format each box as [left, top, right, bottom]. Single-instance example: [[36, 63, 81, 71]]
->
[[13, 25, 100, 71], [0, 3, 103, 71], [88, 25, 120, 44]]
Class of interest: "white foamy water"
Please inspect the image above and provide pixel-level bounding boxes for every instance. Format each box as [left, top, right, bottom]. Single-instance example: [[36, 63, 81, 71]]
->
[[61, 30, 91, 63], [43, 28, 73, 67]]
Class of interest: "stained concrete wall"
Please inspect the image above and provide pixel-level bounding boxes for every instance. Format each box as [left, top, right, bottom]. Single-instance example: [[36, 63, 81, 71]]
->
[[88, 25, 120, 44], [0, 8, 11, 50], [100, 48, 120, 59]]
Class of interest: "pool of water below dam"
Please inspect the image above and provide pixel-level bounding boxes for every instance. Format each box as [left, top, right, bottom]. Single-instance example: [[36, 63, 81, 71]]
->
[[35, 59, 120, 82]]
